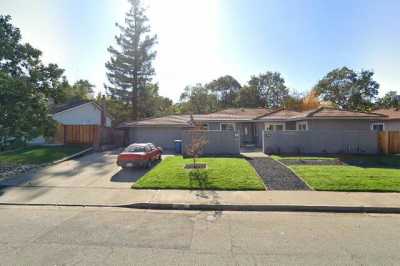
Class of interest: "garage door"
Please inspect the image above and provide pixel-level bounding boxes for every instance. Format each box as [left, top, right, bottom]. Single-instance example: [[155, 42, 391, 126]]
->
[[129, 127, 183, 150]]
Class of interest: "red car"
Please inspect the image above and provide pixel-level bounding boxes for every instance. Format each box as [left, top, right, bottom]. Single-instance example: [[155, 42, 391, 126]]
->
[[117, 143, 162, 169]]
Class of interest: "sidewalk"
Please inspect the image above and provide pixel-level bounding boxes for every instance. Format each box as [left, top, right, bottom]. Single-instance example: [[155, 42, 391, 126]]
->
[[1, 186, 400, 213]]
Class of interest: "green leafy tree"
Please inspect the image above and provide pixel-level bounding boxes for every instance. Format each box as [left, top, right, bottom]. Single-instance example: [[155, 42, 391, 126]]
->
[[377, 91, 400, 108], [314, 67, 379, 111], [137, 83, 174, 117], [248, 72, 289, 108], [60, 79, 94, 102], [179, 84, 218, 114], [0, 15, 64, 149], [236, 85, 261, 108], [105, 0, 157, 121], [95, 95, 130, 127], [207, 75, 241, 108], [97, 84, 174, 126]]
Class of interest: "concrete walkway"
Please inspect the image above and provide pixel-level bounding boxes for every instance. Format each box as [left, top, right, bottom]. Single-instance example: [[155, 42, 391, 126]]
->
[[1, 187, 400, 213]]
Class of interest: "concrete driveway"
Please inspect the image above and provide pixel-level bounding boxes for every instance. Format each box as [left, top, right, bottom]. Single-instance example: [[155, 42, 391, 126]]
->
[[0, 150, 150, 189], [0, 150, 163, 205]]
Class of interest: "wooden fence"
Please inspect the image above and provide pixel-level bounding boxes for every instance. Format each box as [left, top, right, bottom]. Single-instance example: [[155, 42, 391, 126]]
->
[[54, 124, 125, 146], [379, 131, 400, 154]]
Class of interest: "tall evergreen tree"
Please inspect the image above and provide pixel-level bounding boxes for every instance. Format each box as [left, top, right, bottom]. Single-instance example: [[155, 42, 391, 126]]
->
[[105, 0, 157, 121]]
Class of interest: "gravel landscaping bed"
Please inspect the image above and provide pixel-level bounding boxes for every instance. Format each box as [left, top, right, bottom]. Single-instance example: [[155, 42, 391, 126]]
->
[[0, 164, 44, 179], [280, 159, 343, 166], [248, 158, 310, 190]]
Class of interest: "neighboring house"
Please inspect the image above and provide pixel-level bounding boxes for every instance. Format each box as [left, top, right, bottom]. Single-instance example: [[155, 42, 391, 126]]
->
[[30, 101, 113, 144], [119, 107, 390, 151], [374, 108, 400, 131], [51, 101, 112, 127]]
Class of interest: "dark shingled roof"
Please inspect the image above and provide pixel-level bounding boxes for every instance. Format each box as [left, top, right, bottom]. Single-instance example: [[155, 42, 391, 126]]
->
[[50, 100, 90, 114], [51, 100, 113, 120]]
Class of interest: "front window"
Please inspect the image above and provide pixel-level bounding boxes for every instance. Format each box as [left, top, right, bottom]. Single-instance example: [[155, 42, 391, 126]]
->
[[296, 121, 308, 131], [265, 123, 285, 131], [371, 123, 384, 132], [220, 123, 235, 131]]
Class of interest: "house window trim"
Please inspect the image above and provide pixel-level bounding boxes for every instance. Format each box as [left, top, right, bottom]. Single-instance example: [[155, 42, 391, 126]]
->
[[370, 122, 385, 131], [264, 122, 286, 131], [220, 123, 236, 131], [296, 121, 308, 131]]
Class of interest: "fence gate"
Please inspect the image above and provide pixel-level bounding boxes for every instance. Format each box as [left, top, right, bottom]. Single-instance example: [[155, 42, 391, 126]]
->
[[54, 125, 99, 145], [379, 131, 400, 154]]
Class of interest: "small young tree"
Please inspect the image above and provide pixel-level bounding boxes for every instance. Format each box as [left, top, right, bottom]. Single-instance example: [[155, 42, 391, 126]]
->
[[185, 127, 208, 169]]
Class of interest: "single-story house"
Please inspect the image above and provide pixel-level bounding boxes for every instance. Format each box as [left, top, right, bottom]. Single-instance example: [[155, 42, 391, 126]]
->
[[119, 107, 398, 151], [374, 108, 400, 131], [30, 101, 113, 144]]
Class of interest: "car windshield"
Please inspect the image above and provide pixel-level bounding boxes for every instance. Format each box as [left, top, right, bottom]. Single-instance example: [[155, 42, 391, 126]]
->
[[125, 145, 146, 153]]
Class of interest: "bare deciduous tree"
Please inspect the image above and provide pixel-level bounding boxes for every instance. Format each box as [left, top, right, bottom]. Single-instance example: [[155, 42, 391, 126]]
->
[[185, 127, 208, 169]]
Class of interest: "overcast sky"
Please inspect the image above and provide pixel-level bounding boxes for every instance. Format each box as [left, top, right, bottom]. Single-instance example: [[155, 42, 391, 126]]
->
[[1, 0, 399, 101]]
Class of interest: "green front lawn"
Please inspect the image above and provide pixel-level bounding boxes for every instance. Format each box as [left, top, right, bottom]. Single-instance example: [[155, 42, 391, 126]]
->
[[291, 165, 400, 192], [133, 156, 265, 190], [285, 154, 400, 192], [0, 145, 87, 165]]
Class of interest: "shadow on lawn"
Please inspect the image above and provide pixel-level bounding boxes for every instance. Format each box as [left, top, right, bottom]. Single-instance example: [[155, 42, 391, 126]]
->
[[189, 170, 211, 190]]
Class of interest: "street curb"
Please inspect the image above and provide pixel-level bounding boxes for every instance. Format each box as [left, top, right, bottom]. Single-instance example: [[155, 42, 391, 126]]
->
[[121, 203, 400, 214], [2, 202, 400, 214]]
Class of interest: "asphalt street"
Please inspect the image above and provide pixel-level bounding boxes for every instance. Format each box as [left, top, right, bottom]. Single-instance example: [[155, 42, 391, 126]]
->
[[1, 206, 399, 265]]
